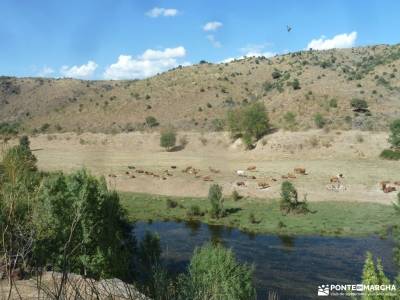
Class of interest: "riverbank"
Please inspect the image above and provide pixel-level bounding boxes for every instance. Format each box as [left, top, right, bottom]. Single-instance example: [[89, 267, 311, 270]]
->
[[120, 192, 399, 237]]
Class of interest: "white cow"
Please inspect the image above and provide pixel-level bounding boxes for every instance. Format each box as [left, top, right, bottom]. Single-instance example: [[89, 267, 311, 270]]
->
[[236, 170, 245, 177]]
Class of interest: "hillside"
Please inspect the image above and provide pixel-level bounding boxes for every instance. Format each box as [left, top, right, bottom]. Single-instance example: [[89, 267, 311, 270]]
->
[[1, 44, 400, 134]]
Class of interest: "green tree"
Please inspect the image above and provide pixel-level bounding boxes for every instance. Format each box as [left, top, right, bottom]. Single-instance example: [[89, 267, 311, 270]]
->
[[179, 243, 256, 300], [34, 169, 135, 280], [388, 119, 400, 149], [227, 102, 270, 148], [208, 184, 224, 218], [351, 98, 368, 111], [160, 127, 176, 151], [361, 252, 392, 300]]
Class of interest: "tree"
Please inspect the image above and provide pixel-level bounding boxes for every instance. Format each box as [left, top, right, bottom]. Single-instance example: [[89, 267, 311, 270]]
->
[[208, 184, 224, 218], [227, 102, 270, 148], [291, 78, 301, 90], [361, 252, 392, 300], [179, 243, 256, 300], [280, 181, 298, 211], [34, 169, 135, 280], [160, 127, 176, 151], [388, 119, 400, 149]]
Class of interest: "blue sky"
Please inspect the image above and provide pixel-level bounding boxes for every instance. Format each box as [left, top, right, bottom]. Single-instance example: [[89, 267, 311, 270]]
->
[[0, 0, 399, 79]]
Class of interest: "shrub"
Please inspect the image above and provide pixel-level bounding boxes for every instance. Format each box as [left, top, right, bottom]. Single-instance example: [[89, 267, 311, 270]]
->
[[145, 116, 159, 127], [232, 190, 241, 201], [249, 213, 257, 224], [314, 113, 326, 129], [179, 243, 256, 300], [280, 181, 309, 214], [271, 69, 281, 79], [166, 198, 178, 209], [388, 119, 400, 149], [0, 122, 20, 135], [329, 98, 338, 108], [283, 111, 296, 129], [160, 127, 176, 151], [380, 149, 400, 160], [208, 184, 224, 218], [291, 79, 301, 90], [227, 102, 270, 147], [211, 118, 225, 131], [187, 205, 202, 217], [350, 98, 368, 111]]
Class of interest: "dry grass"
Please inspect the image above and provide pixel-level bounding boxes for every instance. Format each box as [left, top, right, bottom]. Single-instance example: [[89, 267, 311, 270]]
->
[[5, 129, 397, 205]]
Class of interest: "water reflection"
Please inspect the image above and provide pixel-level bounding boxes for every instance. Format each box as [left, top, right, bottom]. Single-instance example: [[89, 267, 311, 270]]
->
[[135, 221, 397, 300]]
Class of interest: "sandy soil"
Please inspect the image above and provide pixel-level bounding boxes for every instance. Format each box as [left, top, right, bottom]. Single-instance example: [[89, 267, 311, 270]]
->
[[8, 130, 399, 205]]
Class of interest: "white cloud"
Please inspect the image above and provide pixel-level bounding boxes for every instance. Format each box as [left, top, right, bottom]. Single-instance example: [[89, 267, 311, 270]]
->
[[60, 61, 98, 78], [104, 46, 187, 80], [146, 7, 179, 18], [37, 66, 54, 77], [206, 35, 222, 48], [203, 21, 223, 32], [244, 51, 275, 58], [306, 31, 357, 50]]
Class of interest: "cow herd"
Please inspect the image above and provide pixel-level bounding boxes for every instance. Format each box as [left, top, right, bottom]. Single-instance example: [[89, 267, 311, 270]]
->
[[107, 165, 399, 196]]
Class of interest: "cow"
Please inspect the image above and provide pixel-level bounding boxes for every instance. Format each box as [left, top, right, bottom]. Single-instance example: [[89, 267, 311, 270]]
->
[[127, 165, 135, 170], [236, 170, 245, 177], [171, 165, 177, 169], [203, 176, 213, 182], [247, 166, 257, 171], [258, 182, 270, 189], [287, 173, 296, 179], [236, 181, 246, 187], [384, 186, 396, 193], [294, 167, 307, 175], [209, 167, 220, 174]]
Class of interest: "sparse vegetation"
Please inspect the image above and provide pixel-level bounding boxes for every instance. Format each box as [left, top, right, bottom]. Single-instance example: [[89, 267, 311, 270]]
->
[[314, 113, 326, 129], [145, 116, 159, 127]]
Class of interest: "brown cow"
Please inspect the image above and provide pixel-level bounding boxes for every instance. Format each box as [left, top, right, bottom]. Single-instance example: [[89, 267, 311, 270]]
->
[[287, 173, 296, 179], [236, 181, 246, 187], [258, 182, 270, 189], [380, 181, 390, 190], [203, 176, 213, 182], [171, 165, 177, 169], [384, 186, 396, 193], [247, 166, 257, 171], [294, 167, 307, 175]]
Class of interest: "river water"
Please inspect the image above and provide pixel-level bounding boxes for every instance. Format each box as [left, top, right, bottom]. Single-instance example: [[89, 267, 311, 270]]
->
[[135, 221, 398, 299]]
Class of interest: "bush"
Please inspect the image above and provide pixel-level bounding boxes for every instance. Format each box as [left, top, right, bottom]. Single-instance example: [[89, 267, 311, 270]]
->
[[0, 122, 19, 135], [314, 113, 326, 128], [291, 79, 301, 90], [329, 98, 338, 108], [187, 205, 202, 217], [388, 119, 400, 149], [380, 149, 400, 160], [271, 69, 281, 79], [350, 98, 368, 111], [160, 127, 176, 151], [145, 116, 159, 127], [166, 198, 178, 209], [283, 111, 296, 129], [232, 190, 241, 201], [211, 118, 225, 131], [208, 184, 224, 218], [280, 181, 309, 214], [227, 102, 270, 148], [179, 243, 256, 300]]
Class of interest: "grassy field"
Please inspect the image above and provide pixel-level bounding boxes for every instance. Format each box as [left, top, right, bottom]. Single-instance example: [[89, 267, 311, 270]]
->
[[120, 192, 400, 237]]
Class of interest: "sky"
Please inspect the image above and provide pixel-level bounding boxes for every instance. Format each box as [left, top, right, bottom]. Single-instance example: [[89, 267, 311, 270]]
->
[[0, 0, 399, 80]]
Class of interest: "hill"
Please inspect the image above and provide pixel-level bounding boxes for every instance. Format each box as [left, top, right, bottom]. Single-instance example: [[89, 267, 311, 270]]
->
[[1, 43, 400, 134]]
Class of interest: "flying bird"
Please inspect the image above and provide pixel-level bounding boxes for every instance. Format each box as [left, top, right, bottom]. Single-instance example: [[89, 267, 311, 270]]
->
[[287, 25, 292, 32]]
